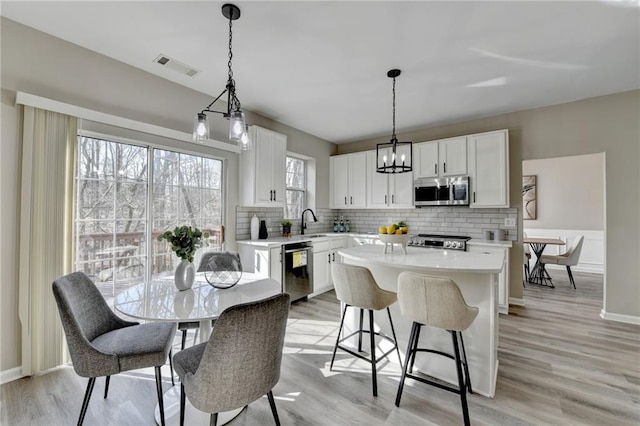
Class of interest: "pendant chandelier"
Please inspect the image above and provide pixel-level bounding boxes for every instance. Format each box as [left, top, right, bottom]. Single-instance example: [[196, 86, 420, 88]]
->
[[192, 3, 252, 150], [376, 69, 412, 174]]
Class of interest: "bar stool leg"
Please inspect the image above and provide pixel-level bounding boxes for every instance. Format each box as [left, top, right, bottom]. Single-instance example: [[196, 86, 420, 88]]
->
[[451, 331, 471, 426], [368, 309, 377, 396], [330, 304, 349, 370], [409, 325, 421, 374], [358, 308, 364, 352], [395, 321, 419, 407], [386, 307, 402, 366], [458, 332, 473, 394]]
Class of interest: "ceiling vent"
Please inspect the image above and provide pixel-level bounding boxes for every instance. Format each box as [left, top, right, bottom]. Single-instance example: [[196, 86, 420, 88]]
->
[[153, 54, 200, 78]]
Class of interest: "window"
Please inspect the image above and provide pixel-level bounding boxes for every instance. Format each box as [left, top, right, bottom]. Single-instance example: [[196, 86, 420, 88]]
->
[[285, 156, 306, 219], [74, 135, 223, 297]]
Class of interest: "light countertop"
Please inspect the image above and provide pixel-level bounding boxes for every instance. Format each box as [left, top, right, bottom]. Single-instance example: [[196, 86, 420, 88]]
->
[[338, 244, 505, 274], [237, 232, 369, 247]]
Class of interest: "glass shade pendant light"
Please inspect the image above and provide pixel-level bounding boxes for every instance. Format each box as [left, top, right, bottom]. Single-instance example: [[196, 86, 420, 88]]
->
[[376, 69, 412, 174], [192, 3, 252, 150]]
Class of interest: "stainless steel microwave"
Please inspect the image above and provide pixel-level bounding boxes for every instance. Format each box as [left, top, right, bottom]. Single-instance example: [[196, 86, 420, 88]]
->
[[414, 176, 470, 207]]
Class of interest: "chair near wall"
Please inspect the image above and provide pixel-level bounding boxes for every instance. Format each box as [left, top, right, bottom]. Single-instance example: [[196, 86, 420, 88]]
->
[[52, 272, 176, 426], [173, 293, 290, 426], [395, 272, 478, 426], [539, 235, 584, 289], [330, 263, 402, 397]]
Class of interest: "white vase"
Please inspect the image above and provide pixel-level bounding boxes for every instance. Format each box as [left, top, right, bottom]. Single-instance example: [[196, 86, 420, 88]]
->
[[175, 259, 195, 291], [250, 214, 259, 240]]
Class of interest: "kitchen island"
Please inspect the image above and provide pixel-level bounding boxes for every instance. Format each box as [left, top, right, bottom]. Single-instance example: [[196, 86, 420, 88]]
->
[[336, 244, 505, 397]]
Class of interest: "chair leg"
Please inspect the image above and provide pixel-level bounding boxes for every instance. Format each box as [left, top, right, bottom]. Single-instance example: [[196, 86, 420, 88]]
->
[[210, 412, 218, 426], [458, 332, 473, 394], [77, 377, 96, 426], [267, 390, 281, 426], [330, 304, 349, 370], [168, 349, 175, 387], [180, 384, 185, 426], [358, 308, 364, 352], [395, 321, 419, 407], [155, 366, 166, 426], [566, 266, 576, 289], [103, 376, 110, 399], [386, 307, 402, 366], [451, 331, 471, 426], [181, 329, 188, 351], [368, 309, 377, 397]]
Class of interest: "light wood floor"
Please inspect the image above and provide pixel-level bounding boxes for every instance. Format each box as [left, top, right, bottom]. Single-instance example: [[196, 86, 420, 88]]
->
[[2, 269, 639, 425]]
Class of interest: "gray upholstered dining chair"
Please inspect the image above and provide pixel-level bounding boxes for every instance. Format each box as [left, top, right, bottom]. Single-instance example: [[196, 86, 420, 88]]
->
[[52, 272, 177, 426], [330, 262, 402, 397], [539, 235, 584, 289], [395, 272, 478, 426], [173, 292, 290, 426]]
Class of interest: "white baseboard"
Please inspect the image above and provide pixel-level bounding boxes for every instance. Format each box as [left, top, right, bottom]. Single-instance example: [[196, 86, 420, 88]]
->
[[509, 297, 525, 307], [544, 264, 603, 275], [0, 366, 24, 385], [600, 310, 640, 325]]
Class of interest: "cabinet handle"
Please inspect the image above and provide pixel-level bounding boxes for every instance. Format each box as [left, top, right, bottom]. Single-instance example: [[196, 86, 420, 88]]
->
[[328, 253, 331, 264], [473, 192, 476, 202], [273, 190, 276, 201], [332, 252, 335, 262], [444, 162, 447, 173], [392, 194, 395, 204], [270, 190, 273, 201], [385, 195, 387, 204], [344, 196, 347, 205], [435, 163, 437, 175], [350, 196, 353, 204]]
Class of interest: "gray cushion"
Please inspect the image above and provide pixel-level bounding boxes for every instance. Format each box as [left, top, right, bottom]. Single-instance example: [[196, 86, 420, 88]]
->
[[331, 263, 397, 310], [92, 321, 176, 372], [173, 293, 290, 414]]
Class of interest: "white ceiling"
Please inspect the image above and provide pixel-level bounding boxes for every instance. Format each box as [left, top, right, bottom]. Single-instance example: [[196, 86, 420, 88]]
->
[[2, 1, 639, 143]]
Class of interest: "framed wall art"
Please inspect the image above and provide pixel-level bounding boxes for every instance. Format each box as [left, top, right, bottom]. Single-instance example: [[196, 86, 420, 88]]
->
[[523, 175, 537, 220]]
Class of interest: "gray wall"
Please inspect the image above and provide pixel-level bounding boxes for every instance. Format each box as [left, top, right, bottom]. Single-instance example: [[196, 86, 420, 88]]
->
[[0, 18, 335, 372], [338, 90, 640, 321], [523, 153, 604, 230]]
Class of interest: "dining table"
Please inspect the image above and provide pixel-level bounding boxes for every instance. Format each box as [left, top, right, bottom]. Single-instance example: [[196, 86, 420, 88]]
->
[[523, 236, 565, 287], [114, 272, 281, 426]]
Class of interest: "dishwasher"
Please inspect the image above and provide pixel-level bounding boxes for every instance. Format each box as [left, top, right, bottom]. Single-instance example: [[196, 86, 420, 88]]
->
[[282, 242, 313, 302]]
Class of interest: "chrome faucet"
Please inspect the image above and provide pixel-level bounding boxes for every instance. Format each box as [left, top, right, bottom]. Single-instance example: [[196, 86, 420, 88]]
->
[[300, 208, 318, 235]]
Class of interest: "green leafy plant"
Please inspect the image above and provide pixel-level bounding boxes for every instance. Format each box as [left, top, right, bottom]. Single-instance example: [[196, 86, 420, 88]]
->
[[157, 225, 209, 263], [281, 220, 292, 226]]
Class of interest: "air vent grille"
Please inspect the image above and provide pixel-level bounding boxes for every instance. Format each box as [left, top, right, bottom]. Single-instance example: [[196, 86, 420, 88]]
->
[[153, 54, 200, 78]]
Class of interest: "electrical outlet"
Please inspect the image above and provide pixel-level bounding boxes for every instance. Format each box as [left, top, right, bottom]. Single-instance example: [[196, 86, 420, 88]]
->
[[504, 218, 516, 227]]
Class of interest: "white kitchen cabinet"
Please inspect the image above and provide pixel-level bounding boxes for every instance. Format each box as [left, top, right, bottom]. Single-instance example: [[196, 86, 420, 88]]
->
[[237, 244, 282, 286], [468, 130, 509, 208], [468, 242, 511, 314], [311, 237, 346, 297], [239, 125, 287, 207], [330, 152, 367, 209], [366, 148, 413, 208], [415, 136, 467, 179]]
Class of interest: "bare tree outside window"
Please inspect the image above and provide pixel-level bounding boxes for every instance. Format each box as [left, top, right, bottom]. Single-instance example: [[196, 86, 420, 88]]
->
[[285, 156, 305, 219], [74, 136, 223, 299]]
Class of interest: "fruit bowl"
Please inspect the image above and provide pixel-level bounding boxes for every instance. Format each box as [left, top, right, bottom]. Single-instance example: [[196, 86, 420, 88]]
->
[[378, 233, 409, 254], [378, 233, 410, 244]]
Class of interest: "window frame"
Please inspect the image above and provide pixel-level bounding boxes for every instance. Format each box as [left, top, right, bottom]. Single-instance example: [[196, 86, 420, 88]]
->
[[285, 154, 307, 220]]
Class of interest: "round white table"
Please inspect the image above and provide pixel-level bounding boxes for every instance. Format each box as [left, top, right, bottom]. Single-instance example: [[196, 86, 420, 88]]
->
[[114, 273, 281, 426]]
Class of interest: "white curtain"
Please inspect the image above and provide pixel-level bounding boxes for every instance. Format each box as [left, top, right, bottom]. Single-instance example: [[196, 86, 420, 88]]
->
[[18, 106, 77, 375]]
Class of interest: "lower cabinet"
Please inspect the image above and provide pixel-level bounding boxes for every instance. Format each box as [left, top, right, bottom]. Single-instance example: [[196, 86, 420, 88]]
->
[[237, 244, 282, 285], [311, 237, 346, 297], [467, 243, 511, 314]]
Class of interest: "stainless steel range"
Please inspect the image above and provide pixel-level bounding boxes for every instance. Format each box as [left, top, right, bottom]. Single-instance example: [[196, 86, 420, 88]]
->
[[407, 234, 471, 251]]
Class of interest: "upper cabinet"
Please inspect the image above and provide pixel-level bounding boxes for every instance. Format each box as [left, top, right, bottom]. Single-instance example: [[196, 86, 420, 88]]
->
[[414, 136, 467, 179], [330, 152, 367, 209], [239, 125, 287, 207], [468, 129, 509, 208], [366, 147, 413, 208]]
